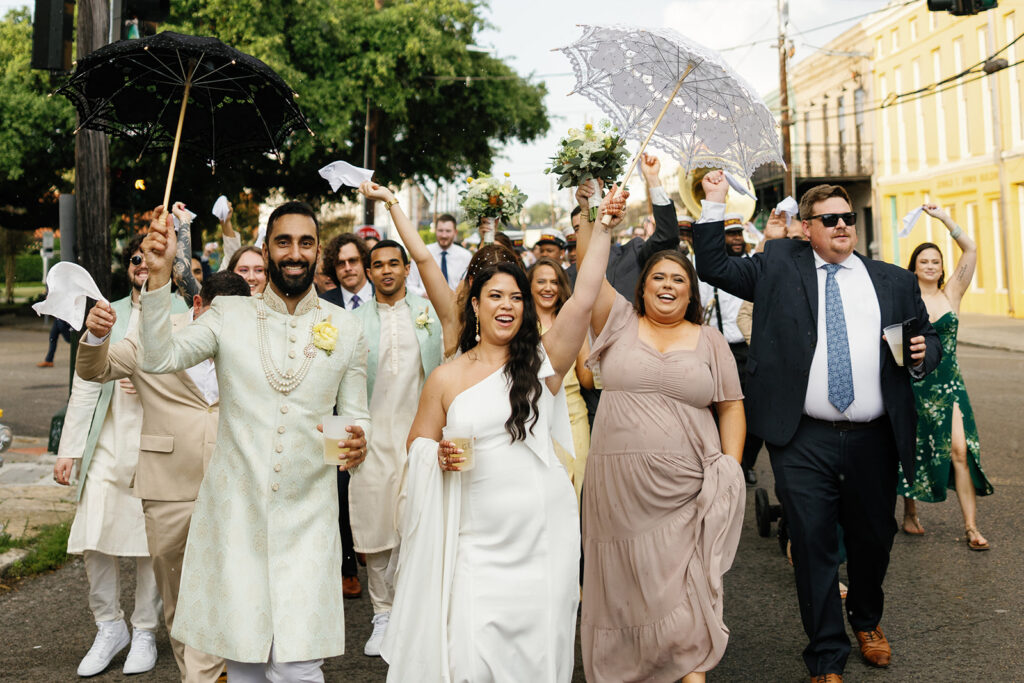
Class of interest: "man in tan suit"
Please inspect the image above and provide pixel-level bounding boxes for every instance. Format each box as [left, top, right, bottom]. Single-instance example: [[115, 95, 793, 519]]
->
[[77, 271, 251, 683]]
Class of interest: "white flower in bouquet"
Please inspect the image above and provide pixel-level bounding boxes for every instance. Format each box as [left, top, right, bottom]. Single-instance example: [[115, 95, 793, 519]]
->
[[546, 121, 630, 221]]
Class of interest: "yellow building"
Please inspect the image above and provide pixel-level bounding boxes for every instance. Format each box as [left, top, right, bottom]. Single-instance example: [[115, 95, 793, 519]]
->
[[868, 0, 1024, 317]]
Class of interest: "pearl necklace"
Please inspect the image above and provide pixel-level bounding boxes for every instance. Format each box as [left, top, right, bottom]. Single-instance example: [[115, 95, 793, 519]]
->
[[256, 296, 322, 395]]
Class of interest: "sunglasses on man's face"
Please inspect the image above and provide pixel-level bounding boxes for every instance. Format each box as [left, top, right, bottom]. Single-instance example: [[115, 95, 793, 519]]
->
[[808, 212, 856, 228], [130, 255, 144, 266]]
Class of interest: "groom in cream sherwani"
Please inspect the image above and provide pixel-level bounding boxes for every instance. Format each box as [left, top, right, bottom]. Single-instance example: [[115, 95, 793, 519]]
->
[[139, 201, 371, 682]]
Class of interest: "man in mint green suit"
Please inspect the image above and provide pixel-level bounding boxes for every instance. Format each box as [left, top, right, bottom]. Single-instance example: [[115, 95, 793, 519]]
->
[[350, 239, 443, 657], [54, 235, 187, 678]]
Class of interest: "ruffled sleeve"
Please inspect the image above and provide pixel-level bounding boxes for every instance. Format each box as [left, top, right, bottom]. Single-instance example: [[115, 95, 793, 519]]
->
[[586, 292, 637, 370], [704, 326, 744, 403]]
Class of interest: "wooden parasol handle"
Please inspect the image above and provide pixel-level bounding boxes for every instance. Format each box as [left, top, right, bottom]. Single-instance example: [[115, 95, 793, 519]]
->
[[162, 60, 197, 211], [602, 61, 695, 226]]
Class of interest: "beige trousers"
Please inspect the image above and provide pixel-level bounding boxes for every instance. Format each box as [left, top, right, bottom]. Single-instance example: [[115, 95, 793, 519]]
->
[[142, 499, 225, 683], [82, 550, 162, 630], [365, 549, 393, 614]]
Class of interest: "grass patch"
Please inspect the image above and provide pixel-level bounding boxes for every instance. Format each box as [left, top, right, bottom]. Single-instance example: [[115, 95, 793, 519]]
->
[[0, 522, 71, 579]]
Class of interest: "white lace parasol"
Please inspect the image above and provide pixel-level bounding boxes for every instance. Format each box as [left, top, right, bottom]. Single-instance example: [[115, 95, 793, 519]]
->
[[555, 24, 783, 178]]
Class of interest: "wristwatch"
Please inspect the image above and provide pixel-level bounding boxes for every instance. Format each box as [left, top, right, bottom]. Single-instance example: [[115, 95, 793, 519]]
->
[[384, 197, 400, 211]]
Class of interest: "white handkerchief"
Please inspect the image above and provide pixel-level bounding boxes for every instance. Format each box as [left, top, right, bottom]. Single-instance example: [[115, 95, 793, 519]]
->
[[319, 160, 374, 192], [212, 195, 230, 222], [254, 225, 268, 249], [172, 207, 197, 230], [776, 196, 799, 217], [900, 206, 924, 238], [723, 170, 755, 199], [31, 262, 108, 331]]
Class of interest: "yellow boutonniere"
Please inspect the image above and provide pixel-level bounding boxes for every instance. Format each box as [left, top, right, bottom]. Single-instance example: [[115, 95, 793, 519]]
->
[[415, 307, 435, 334], [312, 318, 338, 355]]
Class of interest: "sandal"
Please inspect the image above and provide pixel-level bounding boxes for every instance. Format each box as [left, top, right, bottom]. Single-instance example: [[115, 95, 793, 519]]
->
[[965, 527, 990, 551], [902, 515, 925, 536]]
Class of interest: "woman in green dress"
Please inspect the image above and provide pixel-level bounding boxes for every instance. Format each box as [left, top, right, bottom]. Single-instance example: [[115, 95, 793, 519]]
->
[[899, 204, 993, 550]]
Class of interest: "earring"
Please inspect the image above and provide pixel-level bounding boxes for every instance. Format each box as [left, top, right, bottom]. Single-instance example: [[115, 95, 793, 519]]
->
[[474, 315, 481, 342]]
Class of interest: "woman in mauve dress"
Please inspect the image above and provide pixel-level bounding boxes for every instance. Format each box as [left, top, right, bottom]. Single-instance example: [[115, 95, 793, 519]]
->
[[576, 181, 746, 682]]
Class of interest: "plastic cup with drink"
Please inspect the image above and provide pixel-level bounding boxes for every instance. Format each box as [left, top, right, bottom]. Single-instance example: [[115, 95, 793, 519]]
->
[[322, 414, 357, 467]]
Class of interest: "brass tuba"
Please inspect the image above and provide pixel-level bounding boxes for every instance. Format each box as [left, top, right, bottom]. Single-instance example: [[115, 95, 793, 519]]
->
[[679, 168, 756, 223]]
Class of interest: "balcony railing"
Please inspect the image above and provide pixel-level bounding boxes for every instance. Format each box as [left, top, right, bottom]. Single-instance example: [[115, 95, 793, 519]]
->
[[753, 142, 873, 184]]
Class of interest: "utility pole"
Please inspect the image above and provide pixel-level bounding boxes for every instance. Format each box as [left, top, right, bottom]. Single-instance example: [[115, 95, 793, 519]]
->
[[777, 0, 795, 198], [75, 0, 111, 296]]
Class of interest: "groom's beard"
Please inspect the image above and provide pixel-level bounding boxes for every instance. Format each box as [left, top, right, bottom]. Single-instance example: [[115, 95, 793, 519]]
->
[[268, 256, 315, 297]]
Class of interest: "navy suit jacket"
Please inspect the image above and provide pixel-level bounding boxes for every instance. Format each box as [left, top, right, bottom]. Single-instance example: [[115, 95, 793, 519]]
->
[[694, 223, 942, 479]]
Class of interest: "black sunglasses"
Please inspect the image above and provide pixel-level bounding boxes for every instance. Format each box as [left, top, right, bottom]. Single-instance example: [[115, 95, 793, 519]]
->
[[130, 255, 144, 266], [808, 212, 856, 227]]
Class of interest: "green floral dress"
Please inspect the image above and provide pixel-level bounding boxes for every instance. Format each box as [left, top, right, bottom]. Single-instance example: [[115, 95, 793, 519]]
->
[[898, 312, 993, 502]]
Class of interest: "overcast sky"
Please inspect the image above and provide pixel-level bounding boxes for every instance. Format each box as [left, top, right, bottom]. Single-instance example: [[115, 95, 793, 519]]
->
[[2, 0, 893, 210]]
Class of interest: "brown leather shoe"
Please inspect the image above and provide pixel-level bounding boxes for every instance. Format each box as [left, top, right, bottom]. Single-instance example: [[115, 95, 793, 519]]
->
[[342, 575, 362, 599], [810, 675, 843, 682], [855, 627, 891, 667], [36, 361, 54, 368]]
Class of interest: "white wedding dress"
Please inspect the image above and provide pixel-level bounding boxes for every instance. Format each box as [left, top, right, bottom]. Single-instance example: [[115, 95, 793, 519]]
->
[[382, 355, 580, 682]]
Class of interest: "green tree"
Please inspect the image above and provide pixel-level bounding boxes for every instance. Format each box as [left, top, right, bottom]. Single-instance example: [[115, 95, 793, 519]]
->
[[115, 0, 549, 222], [0, 8, 75, 299]]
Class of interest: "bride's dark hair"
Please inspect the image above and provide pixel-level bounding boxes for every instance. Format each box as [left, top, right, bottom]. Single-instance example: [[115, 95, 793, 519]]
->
[[460, 262, 542, 442]]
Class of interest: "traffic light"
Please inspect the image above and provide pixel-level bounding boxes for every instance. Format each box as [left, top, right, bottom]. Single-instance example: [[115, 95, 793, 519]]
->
[[927, 0, 998, 15], [30, 0, 75, 72]]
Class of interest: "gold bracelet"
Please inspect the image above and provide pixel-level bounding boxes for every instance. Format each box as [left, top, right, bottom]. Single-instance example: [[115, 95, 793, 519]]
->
[[384, 197, 400, 211]]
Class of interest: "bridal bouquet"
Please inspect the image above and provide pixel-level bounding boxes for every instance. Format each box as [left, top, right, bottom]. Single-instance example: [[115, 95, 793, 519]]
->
[[546, 121, 629, 221], [459, 173, 528, 242]]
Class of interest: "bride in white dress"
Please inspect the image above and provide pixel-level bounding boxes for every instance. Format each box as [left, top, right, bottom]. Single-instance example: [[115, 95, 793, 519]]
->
[[381, 187, 625, 682]]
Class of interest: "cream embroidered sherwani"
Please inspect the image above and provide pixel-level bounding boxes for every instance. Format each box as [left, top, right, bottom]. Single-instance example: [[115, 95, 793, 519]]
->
[[139, 281, 371, 663]]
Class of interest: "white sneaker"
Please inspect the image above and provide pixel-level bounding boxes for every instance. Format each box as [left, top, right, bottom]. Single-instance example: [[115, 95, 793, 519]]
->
[[363, 611, 390, 657], [77, 619, 130, 677], [122, 628, 158, 675]]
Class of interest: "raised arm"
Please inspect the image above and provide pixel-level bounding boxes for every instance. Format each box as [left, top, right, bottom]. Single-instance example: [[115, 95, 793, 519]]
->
[[574, 181, 619, 336], [218, 200, 241, 271], [923, 204, 976, 309], [637, 153, 678, 262], [692, 171, 762, 301], [358, 182, 459, 349], [543, 186, 621, 391], [140, 207, 220, 373]]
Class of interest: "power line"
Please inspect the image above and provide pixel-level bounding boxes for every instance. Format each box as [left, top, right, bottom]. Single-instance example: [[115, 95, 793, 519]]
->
[[719, 0, 919, 53]]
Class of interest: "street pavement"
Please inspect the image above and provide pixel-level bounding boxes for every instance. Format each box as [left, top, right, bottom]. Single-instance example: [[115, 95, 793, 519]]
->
[[1, 320, 1021, 680]]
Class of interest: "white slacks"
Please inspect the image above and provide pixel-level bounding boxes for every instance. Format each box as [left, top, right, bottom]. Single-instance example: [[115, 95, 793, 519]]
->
[[365, 549, 394, 614], [83, 549, 162, 630], [226, 641, 324, 683]]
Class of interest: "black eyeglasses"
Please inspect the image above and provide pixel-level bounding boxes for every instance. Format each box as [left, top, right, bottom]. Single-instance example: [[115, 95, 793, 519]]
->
[[808, 212, 856, 227], [130, 255, 144, 266]]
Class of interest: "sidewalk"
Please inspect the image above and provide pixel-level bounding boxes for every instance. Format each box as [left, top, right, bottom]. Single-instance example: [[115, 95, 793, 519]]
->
[[957, 312, 1024, 353], [0, 436, 75, 541]]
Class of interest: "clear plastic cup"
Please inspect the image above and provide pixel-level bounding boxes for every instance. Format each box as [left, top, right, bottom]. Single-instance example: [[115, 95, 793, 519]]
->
[[323, 415, 356, 466], [442, 427, 475, 472], [883, 323, 904, 366]]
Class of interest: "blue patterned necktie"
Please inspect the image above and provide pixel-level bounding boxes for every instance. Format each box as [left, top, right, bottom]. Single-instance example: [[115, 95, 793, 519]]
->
[[823, 263, 855, 413], [350, 293, 361, 309], [441, 250, 449, 284]]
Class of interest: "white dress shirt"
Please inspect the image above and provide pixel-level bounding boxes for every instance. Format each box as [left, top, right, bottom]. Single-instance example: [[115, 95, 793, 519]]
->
[[803, 250, 884, 422], [185, 359, 219, 405], [342, 280, 373, 310], [699, 279, 746, 344], [407, 242, 472, 297]]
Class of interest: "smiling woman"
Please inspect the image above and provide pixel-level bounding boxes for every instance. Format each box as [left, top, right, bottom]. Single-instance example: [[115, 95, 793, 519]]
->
[[575, 190, 746, 682]]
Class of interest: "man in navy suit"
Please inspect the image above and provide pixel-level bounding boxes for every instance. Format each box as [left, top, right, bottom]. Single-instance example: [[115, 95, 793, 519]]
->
[[693, 172, 941, 682]]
